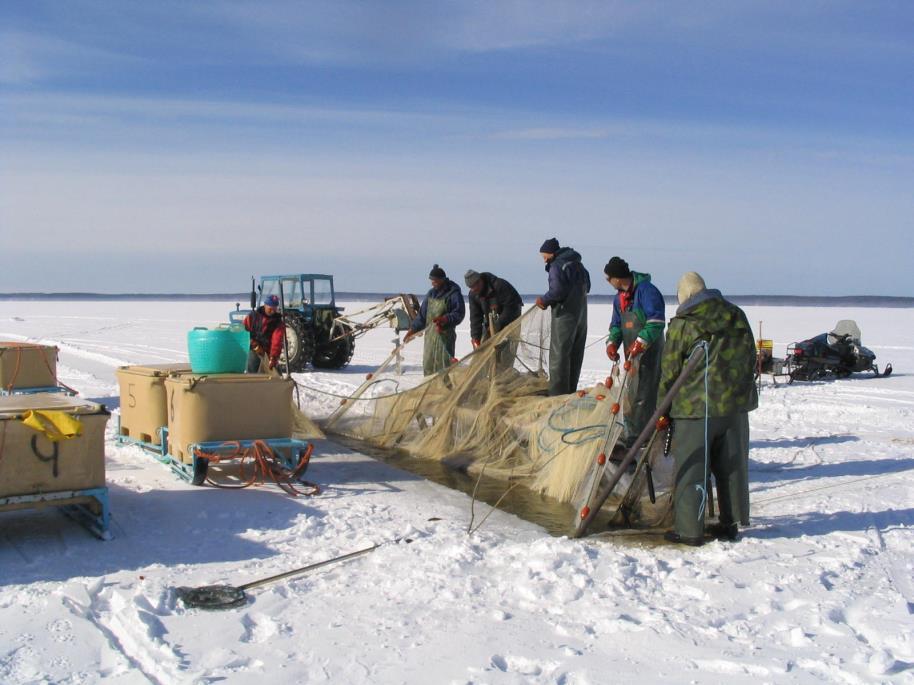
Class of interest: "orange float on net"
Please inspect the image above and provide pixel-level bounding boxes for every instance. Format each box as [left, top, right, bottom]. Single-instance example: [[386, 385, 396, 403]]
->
[[580, 506, 591, 520], [595, 394, 606, 401], [624, 360, 632, 371], [340, 399, 347, 406], [597, 453, 606, 465], [366, 372, 373, 380], [577, 390, 586, 398], [604, 376, 614, 389], [611, 402, 620, 414]]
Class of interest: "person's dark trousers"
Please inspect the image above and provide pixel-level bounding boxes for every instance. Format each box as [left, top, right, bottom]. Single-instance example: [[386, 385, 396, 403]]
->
[[671, 414, 745, 539], [622, 340, 663, 447], [246, 349, 264, 373], [548, 300, 588, 396]]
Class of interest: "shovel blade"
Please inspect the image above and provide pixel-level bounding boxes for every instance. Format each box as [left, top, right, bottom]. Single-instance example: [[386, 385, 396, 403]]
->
[[177, 584, 248, 611]]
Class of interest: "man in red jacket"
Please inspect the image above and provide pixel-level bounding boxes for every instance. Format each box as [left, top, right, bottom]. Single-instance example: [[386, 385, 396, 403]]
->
[[243, 294, 284, 373]]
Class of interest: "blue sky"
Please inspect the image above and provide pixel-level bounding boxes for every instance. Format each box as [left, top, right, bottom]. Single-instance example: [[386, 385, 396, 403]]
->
[[1, 1, 912, 295]]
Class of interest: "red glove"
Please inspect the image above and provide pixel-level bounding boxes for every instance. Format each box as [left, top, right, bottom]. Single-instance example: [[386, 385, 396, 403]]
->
[[471, 338, 481, 349], [535, 296, 546, 310], [606, 341, 619, 361], [629, 339, 646, 357], [433, 315, 447, 333], [268, 356, 279, 370]]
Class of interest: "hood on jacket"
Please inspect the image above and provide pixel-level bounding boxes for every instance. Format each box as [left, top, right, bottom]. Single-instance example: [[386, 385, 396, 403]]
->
[[676, 289, 740, 334], [546, 246, 583, 271]]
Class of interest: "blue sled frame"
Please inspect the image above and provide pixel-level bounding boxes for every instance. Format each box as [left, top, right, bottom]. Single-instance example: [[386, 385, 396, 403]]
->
[[0, 487, 112, 540], [117, 419, 313, 487]]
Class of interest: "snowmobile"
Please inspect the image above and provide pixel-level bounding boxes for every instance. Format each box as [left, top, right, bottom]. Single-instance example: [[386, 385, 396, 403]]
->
[[785, 320, 892, 382]]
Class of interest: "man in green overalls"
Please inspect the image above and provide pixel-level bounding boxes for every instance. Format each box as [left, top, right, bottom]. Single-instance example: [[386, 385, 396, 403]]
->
[[604, 257, 666, 452], [404, 264, 466, 376], [658, 272, 757, 546]]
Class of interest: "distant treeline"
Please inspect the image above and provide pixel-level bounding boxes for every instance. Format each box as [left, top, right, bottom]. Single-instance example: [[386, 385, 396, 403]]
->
[[2, 292, 914, 307]]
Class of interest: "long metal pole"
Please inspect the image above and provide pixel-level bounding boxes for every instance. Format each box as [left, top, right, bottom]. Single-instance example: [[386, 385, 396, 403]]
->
[[278, 282, 292, 380], [239, 538, 411, 592], [573, 347, 705, 538]]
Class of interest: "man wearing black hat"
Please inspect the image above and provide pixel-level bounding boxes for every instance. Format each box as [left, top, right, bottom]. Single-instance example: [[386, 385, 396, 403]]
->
[[464, 269, 523, 349], [536, 238, 591, 396], [404, 264, 466, 375], [604, 256, 666, 451]]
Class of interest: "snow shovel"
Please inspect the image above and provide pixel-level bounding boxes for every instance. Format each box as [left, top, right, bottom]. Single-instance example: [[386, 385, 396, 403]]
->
[[176, 538, 412, 610]]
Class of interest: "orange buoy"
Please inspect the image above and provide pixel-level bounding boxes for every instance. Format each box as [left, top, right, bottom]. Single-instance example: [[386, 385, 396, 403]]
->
[[580, 506, 591, 520], [596, 394, 605, 401], [604, 376, 613, 389], [611, 402, 620, 414], [597, 453, 606, 465]]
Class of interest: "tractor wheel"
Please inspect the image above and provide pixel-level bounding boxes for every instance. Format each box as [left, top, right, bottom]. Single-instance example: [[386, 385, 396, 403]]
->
[[312, 323, 355, 369], [280, 312, 314, 373]]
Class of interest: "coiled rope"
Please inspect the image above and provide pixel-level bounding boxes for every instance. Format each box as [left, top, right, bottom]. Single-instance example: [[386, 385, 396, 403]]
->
[[193, 440, 320, 497]]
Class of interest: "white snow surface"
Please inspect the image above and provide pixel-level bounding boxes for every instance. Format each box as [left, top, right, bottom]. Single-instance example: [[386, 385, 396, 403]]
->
[[1, 299, 913, 684]]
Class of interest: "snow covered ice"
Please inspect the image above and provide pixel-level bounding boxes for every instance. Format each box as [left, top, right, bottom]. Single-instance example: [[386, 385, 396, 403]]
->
[[1, 299, 913, 684]]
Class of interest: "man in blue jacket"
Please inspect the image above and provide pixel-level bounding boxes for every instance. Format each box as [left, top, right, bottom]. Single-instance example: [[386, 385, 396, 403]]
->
[[536, 238, 591, 396], [404, 264, 466, 375], [604, 256, 666, 450]]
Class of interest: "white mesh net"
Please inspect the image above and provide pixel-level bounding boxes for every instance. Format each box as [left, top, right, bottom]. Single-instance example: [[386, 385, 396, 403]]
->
[[325, 307, 674, 530]]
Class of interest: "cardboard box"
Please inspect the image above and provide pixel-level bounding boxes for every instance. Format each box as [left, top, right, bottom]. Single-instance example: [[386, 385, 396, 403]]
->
[[0, 342, 58, 390], [0, 393, 109, 498], [116, 363, 192, 445], [165, 373, 293, 463]]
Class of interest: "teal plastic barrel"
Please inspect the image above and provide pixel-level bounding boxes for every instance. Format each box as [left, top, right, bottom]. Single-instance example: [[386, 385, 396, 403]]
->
[[187, 325, 248, 374]]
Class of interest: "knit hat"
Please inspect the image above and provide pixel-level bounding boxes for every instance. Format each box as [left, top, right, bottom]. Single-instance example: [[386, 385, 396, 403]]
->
[[603, 257, 632, 279], [429, 264, 446, 279], [264, 294, 280, 307], [464, 269, 481, 288], [677, 271, 706, 304], [539, 237, 560, 254]]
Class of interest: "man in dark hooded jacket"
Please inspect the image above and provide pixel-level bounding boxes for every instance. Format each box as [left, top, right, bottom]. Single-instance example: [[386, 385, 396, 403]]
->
[[658, 272, 758, 546], [535, 238, 591, 396], [464, 269, 523, 347], [404, 264, 466, 375]]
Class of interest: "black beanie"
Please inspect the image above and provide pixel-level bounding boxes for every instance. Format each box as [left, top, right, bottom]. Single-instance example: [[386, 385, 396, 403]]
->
[[429, 264, 446, 279], [604, 256, 632, 279], [539, 237, 560, 253]]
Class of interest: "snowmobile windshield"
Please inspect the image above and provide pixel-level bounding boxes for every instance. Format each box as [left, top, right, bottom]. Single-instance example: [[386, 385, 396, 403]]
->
[[828, 320, 862, 346]]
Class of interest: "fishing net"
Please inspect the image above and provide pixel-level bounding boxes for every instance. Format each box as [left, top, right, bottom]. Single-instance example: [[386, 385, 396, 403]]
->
[[325, 307, 675, 529]]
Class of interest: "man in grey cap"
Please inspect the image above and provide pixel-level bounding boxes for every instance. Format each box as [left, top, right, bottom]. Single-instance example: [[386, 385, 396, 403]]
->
[[536, 237, 591, 396], [659, 271, 757, 546], [464, 269, 523, 349]]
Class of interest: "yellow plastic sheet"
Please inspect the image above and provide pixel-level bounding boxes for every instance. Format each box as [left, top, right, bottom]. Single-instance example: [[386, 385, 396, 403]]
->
[[20, 410, 83, 442]]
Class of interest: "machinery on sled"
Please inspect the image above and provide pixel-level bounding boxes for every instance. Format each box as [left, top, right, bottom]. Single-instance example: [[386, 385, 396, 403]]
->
[[784, 319, 892, 382]]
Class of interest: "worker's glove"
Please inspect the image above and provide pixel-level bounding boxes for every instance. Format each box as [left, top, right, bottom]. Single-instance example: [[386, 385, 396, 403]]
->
[[433, 315, 448, 333], [535, 296, 546, 310], [252, 342, 264, 355], [403, 330, 416, 343], [605, 341, 619, 362], [471, 338, 481, 350], [629, 339, 647, 358], [268, 356, 279, 370]]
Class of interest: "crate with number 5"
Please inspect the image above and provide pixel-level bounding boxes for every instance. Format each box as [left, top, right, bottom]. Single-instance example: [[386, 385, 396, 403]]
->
[[116, 364, 192, 446]]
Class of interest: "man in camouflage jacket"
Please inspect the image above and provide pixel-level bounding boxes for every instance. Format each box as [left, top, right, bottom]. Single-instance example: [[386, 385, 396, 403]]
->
[[658, 272, 758, 546]]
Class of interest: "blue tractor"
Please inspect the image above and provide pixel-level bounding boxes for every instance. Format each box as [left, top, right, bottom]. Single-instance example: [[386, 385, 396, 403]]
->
[[232, 274, 355, 372]]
